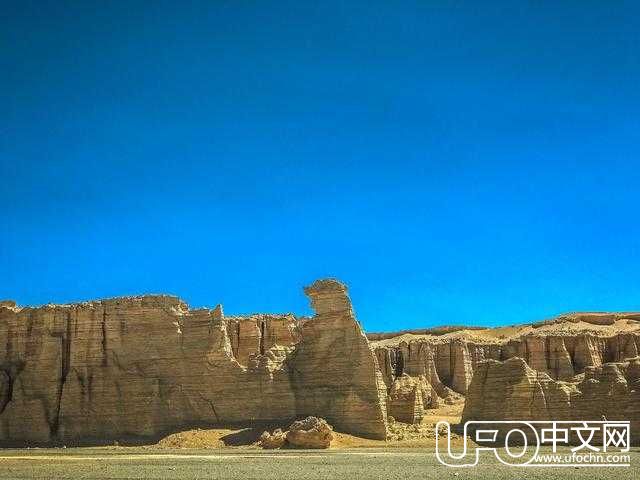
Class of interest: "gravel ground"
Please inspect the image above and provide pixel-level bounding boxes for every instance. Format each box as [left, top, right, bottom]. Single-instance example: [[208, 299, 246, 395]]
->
[[0, 448, 637, 480]]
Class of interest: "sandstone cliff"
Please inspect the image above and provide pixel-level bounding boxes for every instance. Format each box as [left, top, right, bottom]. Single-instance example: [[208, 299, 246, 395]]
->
[[288, 280, 388, 439], [371, 315, 640, 424], [0, 279, 388, 446], [2, 282, 638, 445], [461, 356, 640, 441]]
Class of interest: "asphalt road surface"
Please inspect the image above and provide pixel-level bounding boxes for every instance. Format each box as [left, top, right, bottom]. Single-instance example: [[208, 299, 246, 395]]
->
[[0, 448, 638, 480]]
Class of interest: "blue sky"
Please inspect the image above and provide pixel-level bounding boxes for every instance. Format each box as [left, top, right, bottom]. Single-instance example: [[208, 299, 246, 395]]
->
[[1, 2, 639, 331]]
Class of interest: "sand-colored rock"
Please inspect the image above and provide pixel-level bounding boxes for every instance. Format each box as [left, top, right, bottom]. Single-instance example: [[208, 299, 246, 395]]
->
[[285, 416, 334, 449], [462, 356, 640, 442], [3, 281, 639, 447], [372, 318, 640, 410], [386, 374, 428, 424], [0, 280, 388, 446], [259, 428, 287, 449], [227, 314, 299, 366], [461, 357, 574, 421], [288, 279, 388, 440]]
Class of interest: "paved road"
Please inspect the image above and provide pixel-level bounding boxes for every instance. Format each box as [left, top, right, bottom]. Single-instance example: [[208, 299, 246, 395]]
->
[[0, 448, 638, 479]]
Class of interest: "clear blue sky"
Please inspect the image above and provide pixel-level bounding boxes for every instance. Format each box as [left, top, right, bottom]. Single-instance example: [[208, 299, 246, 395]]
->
[[1, 2, 639, 331]]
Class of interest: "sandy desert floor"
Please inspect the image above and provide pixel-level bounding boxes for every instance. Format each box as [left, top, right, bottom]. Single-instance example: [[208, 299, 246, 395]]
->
[[1, 403, 637, 479], [151, 402, 467, 450], [0, 447, 638, 480]]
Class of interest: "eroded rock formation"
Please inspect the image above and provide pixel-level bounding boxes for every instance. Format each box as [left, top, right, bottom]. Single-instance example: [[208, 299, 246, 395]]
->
[[373, 332, 640, 398], [461, 356, 640, 441], [371, 317, 640, 425], [386, 374, 428, 424], [288, 280, 388, 439], [1, 282, 638, 444], [0, 279, 388, 446]]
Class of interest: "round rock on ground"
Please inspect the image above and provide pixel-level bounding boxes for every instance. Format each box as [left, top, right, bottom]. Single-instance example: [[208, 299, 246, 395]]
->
[[285, 416, 334, 449]]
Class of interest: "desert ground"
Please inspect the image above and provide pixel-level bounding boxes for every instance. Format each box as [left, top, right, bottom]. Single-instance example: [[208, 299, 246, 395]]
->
[[1, 404, 637, 480], [1, 447, 638, 480]]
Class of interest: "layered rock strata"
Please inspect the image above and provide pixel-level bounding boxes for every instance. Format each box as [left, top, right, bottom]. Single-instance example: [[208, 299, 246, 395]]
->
[[386, 374, 427, 424], [2, 282, 639, 444], [372, 319, 640, 424], [461, 356, 640, 442], [0, 279, 388, 446], [289, 280, 388, 439], [374, 333, 640, 396]]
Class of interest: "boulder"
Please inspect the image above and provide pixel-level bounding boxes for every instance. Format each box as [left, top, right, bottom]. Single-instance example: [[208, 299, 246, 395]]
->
[[285, 416, 334, 449]]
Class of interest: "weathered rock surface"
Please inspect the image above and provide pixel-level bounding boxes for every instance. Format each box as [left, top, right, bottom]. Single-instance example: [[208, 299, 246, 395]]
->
[[386, 374, 428, 424], [259, 428, 287, 449], [226, 314, 300, 366], [462, 356, 640, 441], [0, 280, 388, 446], [285, 416, 334, 449], [461, 357, 572, 421], [371, 315, 640, 426], [288, 279, 388, 440], [259, 416, 335, 449], [2, 282, 638, 445], [536, 312, 640, 327]]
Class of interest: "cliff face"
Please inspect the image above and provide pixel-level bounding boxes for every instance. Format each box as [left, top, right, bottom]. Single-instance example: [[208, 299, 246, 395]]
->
[[289, 280, 388, 439], [373, 329, 640, 395], [2, 282, 638, 445], [0, 279, 388, 446], [371, 318, 640, 424], [461, 356, 640, 440]]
